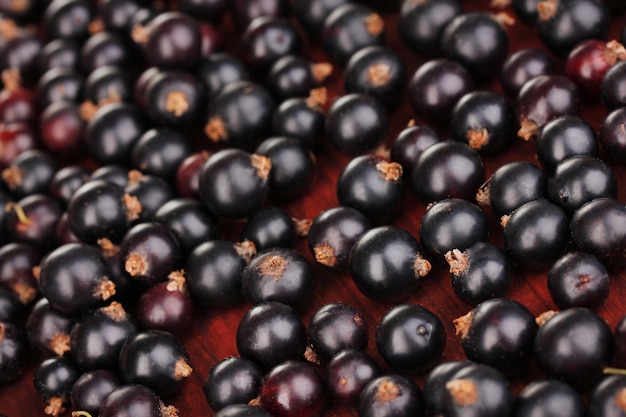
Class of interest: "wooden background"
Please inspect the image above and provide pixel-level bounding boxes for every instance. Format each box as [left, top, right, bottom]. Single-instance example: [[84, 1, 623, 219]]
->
[[1, 0, 626, 415]]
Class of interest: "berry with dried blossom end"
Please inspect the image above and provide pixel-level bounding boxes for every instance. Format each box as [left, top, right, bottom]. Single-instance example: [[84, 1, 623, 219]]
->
[[99, 384, 179, 417], [359, 374, 425, 417], [34, 357, 81, 417]]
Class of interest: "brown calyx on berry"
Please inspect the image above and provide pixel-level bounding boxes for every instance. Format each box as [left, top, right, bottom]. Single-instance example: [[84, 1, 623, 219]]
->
[[166, 270, 187, 293], [13, 282, 36, 304], [1, 68, 21, 91], [413, 254, 432, 278], [88, 18, 104, 34], [304, 346, 320, 364], [615, 388, 626, 411], [407, 119, 417, 127], [101, 301, 127, 322], [475, 183, 491, 206], [125, 253, 148, 277], [490, 0, 512, 8], [160, 405, 179, 417], [314, 243, 337, 267], [535, 310, 559, 326], [251, 154, 272, 180], [45, 397, 66, 417], [131, 24, 149, 43], [537, 0, 558, 21], [123, 193, 142, 221], [493, 12, 515, 28], [453, 311, 473, 339], [368, 63, 391, 87], [50, 333, 71, 357], [306, 87, 327, 110], [376, 161, 403, 182], [446, 379, 478, 406], [500, 214, 511, 228], [0, 323, 4, 342], [445, 249, 469, 275], [174, 358, 193, 379], [205, 117, 227, 142], [518, 118, 540, 141], [259, 255, 288, 282], [79, 101, 98, 121], [467, 128, 490, 150], [94, 278, 116, 301], [248, 397, 261, 407], [165, 91, 189, 117], [312, 63, 333, 83], [127, 169, 144, 185], [365, 13, 384, 36], [375, 379, 401, 403], [2, 165, 23, 190], [293, 218, 312, 238], [98, 238, 119, 258], [605, 40, 626, 66], [234, 240, 257, 263]]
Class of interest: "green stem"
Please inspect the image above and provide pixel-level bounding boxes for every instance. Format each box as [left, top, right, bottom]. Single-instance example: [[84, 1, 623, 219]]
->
[[604, 367, 626, 376], [72, 412, 93, 417]]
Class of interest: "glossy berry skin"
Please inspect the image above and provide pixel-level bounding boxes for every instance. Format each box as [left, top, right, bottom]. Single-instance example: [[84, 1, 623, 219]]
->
[[203, 356, 263, 412], [70, 302, 137, 371], [376, 304, 445, 374], [90, 165, 130, 187], [99, 384, 172, 417], [420, 198, 489, 263], [233, 0, 288, 28], [411, 140, 485, 204], [215, 405, 273, 417], [325, 93, 388, 156], [565, 39, 621, 96], [536, 0, 610, 58], [0, 322, 27, 384], [142, 12, 202, 69], [455, 299, 536, 374], [119, 330, 192, 398], [40, 243, 115, 315], [0, 123, 37, 170], [43, 0, 92, 41], [423, 361, 472, 417], [204, 81, 275, 148], [408, 59, 474, 126], [143, 71, 205, 127], [547, 156, 616, 215], [516, 75, 580, 141], [198, 149, 271, 219], [600, 108, 626, 163], [450, 91, 515, 154], [548, 252, 609, 309], [447, 242, 512, 306], [49, 166, 89, 207], [132, 128, 192, 180], [307, 207, 371, 271], [196, 53, 250, 98], [600, 61, 626, 110], [98, 0, 142, 33], [255, 137, 315, 201], [349, 226, 431, 304], [242, 248, 315, 309], [399, 0, 461, 56], [260, 361, 325, 417], [80, 32, 133, 73], [514, 380, 584, 417], [272, 97, 324, 149], [37, 68, 83, 108], [503, 199, 570, 271], [534, 308, 612, 389], [570, 198, 626, 267], [0, 288, 23, 323], [390, 124, 441, 176], [25, 298, 74, 357], [326, 349, 380, 403], [236, 302, 306, 370], [241, 207, 296, 252], [337, 155, 403, 224], [359, 374, 425, 417], [242, 18, 300, 72], [291, 0, 351, 35], [588, 375, 626, 417], [1, 149, 57, 198], [0, 33, 43, 86], [321, 4, 385, 65], [442, 362, 512, 417], [537, 115, 599, 172], [39, 39, 81, 71], [176, 151, 209, 199], [308, 302, 368, 362], [33, 357, 81, 415], [119, 222, 182, 286], [266, 55, 328, 101], [70, 370, 121, 416], [0, 242, 40, 305], [5, 194, 62, 248], [344, 46, 407, 108], [86, 103, 148, 166], [185, 240, 245, 309], [177, 0, 229, 23], [441, 12, 508, 82], [67, 180, 136, 244], [154, 198, 220, 254], [124, 172, 175, 222], [500, 48, 556, 98]]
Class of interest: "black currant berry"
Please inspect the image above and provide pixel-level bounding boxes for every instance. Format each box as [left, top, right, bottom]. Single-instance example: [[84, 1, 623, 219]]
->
[[548, 251, 610, 309], [600, 108, 626, 163], [143, 70, 205, 127], [25, 298, 74, 357], [99, 384, 178, 417], [588, 375, 626, 417], [267, 55, 331, 101], [1, 149, 57, 199], [124, 171, 175, 222], [33, 356, 81, 417], [214, 405, 272, 417], [423, 361, 472, 417], [203, 356, 263, 412], [399, 0, 461, 56], [514, 379, 584, 417], [241, 207, 296, 252], [195, 53, 250, 98], [0, 322, 27, 384], [326, 349, 380, 403], [241, 17, 300, 72], [358, 374, 425, 417], [140, 11, 202, 69], [500, 48, 556, 98], [0, 242, 40, 305], [291, 0, 351, 35], [600, 61, 626, 110], [349, 226, 431, 304], [49, 165, 89, 207], [70, 370, 121, 416], [272, 95, 325, 150], [390, 122, 442, 176]]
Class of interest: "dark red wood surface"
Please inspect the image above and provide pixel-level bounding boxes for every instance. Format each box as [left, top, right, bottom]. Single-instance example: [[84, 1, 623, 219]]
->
[[2, 1, 626, 416]]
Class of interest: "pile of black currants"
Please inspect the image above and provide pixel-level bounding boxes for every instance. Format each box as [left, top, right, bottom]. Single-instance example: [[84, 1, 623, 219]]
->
[[0, 0, 625, 416]]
